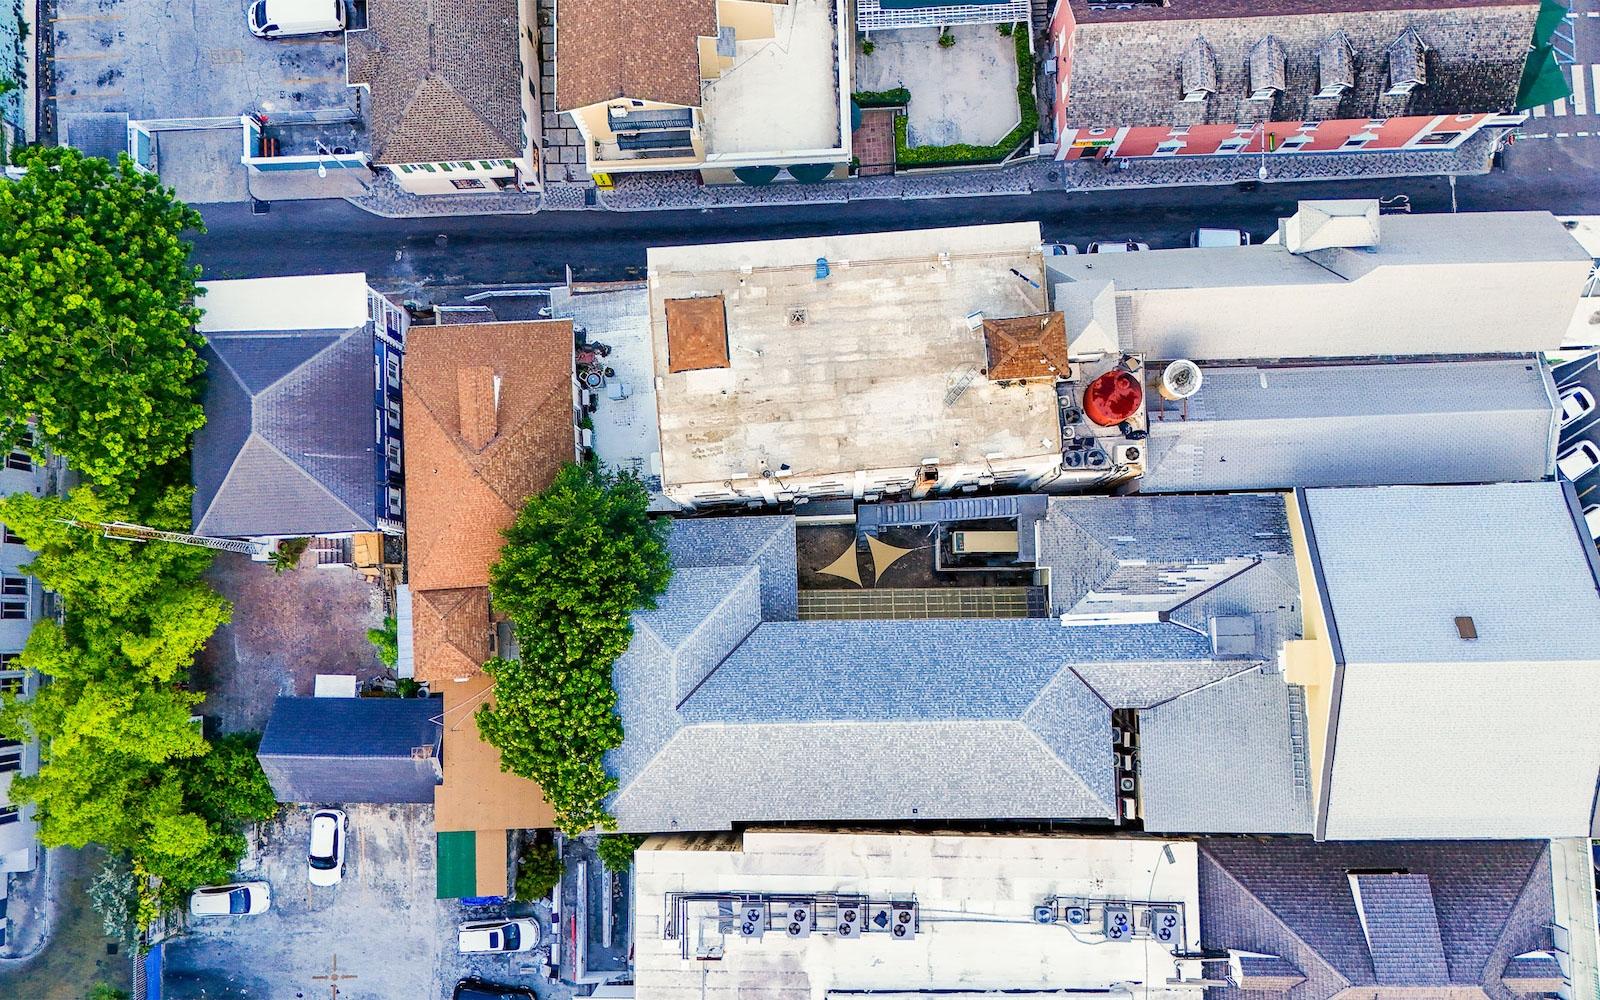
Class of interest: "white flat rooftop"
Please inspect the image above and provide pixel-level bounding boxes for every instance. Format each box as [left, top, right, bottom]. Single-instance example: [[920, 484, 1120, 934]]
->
[[634, 830, 1204, 1000], [197, 272, 370, 332], [702, 0, 843, 159], [647, 223, 1062, 490]]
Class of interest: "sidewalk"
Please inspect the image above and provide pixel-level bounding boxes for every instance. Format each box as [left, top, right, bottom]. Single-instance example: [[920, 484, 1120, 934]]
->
[[345, 130, 1500, 219]]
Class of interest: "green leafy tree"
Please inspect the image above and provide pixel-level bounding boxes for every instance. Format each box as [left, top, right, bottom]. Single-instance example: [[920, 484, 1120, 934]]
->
[[595, 834, 644, 874], [367, 616, 398, 668], [177, 732, 279, 827], [0, 146, 206, 501], [88, 984, 130, 1000], [512, 842, 564, 901], [87, 856, 138, 947], [480, 464, 671, 834]]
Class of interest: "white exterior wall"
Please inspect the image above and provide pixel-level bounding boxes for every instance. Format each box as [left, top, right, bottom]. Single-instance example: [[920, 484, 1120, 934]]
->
[[1323, 658, 1600, 840], [668, 454, 1063, 511], [0, 451, 49, 882]]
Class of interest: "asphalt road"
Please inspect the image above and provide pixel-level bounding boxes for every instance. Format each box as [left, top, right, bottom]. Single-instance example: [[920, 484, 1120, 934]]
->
[[190, 139, 1600, 294]]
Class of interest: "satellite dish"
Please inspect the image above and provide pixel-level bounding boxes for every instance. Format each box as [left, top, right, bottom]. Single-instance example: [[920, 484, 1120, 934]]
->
[[1159, 360, 1203, 400]]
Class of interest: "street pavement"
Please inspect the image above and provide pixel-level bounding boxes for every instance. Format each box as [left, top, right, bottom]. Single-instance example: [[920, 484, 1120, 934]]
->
[[191, 150, 1600, 293]]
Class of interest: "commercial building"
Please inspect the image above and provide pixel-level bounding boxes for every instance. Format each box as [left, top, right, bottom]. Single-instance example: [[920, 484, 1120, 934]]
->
[[346, 0, 541, 195], [634, 831, 1207, 1000], [1047, 0, 1536, 163], [191, 273, 409, 541], [647, 224, 1149, 511], [1045, 203, 1592, 362], [400, 319, 581, 896], [554, 0, 851, 183]]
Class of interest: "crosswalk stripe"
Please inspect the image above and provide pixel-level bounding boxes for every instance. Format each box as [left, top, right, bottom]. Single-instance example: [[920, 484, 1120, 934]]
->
[[1574, 65, 1590, 116], [1534, 104, 1548, 117], [1592, 65, 1600, 108], [1554, 97, 1569, 115]]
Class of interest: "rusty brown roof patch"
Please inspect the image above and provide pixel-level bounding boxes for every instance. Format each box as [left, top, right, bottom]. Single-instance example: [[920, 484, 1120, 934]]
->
[[665, 295, 730, 373], [555, 0, 718, 110], [984, 313, 1070, 381]]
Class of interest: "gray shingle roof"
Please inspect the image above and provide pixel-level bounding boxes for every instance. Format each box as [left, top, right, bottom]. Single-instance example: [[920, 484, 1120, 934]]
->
[[1138, 667, 1312, 833], [1140, 358, 1558, 494], [607, 513, 1284, 833], [256, 696, 442, 804], [1036, 494, 1295, 622], [1350, 873, 1450, 985], [1199, 840, 1555, 1000], [193, 328, 380, 537]]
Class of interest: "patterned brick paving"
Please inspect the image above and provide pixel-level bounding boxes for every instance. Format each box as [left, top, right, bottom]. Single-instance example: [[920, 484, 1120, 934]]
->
[[856, 109, 897, 176]]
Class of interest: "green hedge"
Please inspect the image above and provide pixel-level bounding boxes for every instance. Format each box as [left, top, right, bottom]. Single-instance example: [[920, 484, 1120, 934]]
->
[[895, 27, 1038, 168], [852, 87, 910, 108]]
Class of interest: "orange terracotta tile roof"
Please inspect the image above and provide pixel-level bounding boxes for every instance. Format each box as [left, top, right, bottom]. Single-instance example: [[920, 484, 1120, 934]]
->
[[412, 586, 492, 684], [435, 672, 556, 832], [665, 296, 730, 373], [983, 313, 1070, 381], [554, 0, 718, 110], [402, 320, 577, 595]]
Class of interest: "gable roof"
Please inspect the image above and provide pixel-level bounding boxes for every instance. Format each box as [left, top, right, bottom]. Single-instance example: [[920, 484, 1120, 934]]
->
[[411, 586, 492, 683], [193, 327, 379, 538], [1199, 840, 1555, 1000], [554, 0, 718, 110], [1140, 358, 1558, 494], [256, 696, 442, 804], [606, 513, 1300, 834], [346, 0, 525, 165], [983, 313, 1070, 380], [402, 320, 576, 595]]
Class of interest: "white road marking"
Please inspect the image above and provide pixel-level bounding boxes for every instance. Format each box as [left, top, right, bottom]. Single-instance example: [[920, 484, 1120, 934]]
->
[[1558, 131, 1572, 137], [1554, 97, 1570, 115], [1592, 65, 1600, 106], [1534, 104, 1548, 117], [1581, 131, 1593, 136], [1574, 64, 1590, 115]]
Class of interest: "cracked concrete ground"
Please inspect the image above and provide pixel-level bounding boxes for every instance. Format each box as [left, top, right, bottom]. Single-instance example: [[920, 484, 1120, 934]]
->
[[192, 553, 388, 735], [49, 0, 356, 122], [164, 805, 557, 1000]]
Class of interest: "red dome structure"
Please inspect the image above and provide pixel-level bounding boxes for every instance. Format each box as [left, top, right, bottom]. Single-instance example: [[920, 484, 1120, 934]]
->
[[1083, 371, 1143, 427]]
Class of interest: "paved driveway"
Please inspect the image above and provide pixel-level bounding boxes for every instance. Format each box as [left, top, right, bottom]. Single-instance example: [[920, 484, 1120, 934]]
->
[[163, 805, 555, 1000], [47, 0, 355, 125]]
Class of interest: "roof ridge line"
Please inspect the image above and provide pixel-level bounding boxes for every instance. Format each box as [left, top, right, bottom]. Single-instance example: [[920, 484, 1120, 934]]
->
[[1012, 721, 1119, 819], [1199, 844, 1354, 990], [249, 432, 371, 529]]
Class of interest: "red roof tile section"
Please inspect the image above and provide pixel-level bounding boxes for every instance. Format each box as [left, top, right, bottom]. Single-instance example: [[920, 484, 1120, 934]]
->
[[665, 296, 731, 373], [554, 0, 718, 110], [1068, 0, 1533, 23], [984, 313, 1070, 380]]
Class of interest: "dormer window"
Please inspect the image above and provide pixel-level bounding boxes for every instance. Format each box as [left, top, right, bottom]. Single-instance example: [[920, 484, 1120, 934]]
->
[[1385, 27, 1428, 96], [1316, 30, 1355, 99], [1180, 37, 1217, 103], [1248, 36, 1287, 101]]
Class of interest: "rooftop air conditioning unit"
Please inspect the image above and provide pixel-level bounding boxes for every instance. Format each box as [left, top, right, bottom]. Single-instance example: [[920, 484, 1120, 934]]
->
[[837, 904, 862, 938], [1103, 904, 1133, 941], [891, 902, 917, 941], [1085, 446, 1110, 469], [786, 904, 813, 938], [1146, 905, 1182, 944], [1113, 443, 1142, 466], [1064, 905, 1089, 926], [739, 902, 767, 939]]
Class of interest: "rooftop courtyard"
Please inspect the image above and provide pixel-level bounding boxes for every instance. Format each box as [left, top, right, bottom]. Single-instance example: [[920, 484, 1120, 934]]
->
[[702, 0, 845, 159]]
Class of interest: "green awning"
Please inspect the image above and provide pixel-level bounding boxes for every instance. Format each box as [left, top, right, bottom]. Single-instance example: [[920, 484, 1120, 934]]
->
[[1517, 44, 1572, 110], [732, 164, 780, 186], [850, 99, 863, 132], [1533, 0, 1570, 48], [436, 830, 477, 899], [786, 163, 838, 183]]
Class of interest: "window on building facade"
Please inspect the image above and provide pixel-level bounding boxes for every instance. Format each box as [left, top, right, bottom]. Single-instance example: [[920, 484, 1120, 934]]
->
[[5, 431, 31, 472], [0, 525, 20, 546], [387, 488, 403, 517], [1, 577, 26, 598], [0, 805, 19, 825], [1, 599, 28, 621], [0, 673, 23, 696], [386, 353, 401, 390], [451, 178, 487, 190], [1415, 130, 1461, 146]]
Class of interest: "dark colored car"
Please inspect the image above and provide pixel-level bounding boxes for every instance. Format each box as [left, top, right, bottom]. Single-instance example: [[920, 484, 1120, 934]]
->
[[453, 978, 538, 1000]]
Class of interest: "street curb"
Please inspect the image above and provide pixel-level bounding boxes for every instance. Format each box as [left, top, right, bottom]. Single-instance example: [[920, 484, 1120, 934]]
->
[[343, 196, 543, 220]]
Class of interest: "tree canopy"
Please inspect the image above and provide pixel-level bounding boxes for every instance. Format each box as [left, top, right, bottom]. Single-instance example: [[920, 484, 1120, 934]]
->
[[0, 146, 207, 501], [0, 486, 274, 917], [481, 463, 671, 834]]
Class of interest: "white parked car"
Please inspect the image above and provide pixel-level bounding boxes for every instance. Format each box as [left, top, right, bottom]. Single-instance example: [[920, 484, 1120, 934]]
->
[[1087, 240, 1150, 253], [189, 882, 271, 917], [1043, 242, 1080, 256], [1190, 228, 1249, 247], [308, 808, 346, 887], [458, 918, 541, 954], [1560, 385, 1596, 427], [248, 0, 345, 38], [1585, 504, 1600, 541], [1557, 440, 1600, 481]]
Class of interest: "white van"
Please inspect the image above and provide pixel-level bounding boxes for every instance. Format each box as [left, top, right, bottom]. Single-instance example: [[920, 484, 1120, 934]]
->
[[1190, 228, 1250, 247], [248, 0, 345, 38]]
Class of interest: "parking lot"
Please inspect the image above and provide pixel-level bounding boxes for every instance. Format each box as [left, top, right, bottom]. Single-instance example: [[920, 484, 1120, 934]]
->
[[1555, 354, 1600, 529], [164, 805, 557, 1000]]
